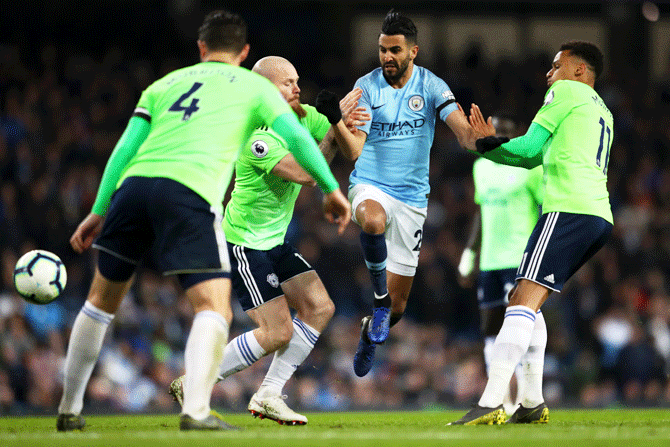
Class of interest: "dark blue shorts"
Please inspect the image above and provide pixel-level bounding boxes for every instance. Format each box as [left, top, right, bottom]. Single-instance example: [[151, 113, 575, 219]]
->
[[228, 242, 314, 311], [516, 211, 612, 292], [477, 268, 516, 309], [93, 177, 230, 282]]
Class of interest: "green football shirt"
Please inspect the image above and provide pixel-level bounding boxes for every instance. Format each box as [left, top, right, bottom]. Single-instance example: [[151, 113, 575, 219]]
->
[[474, 158, 543, 271], [119, 61, 292, 213], [533, 80, 614, 223], [224, 104, 330, 250]]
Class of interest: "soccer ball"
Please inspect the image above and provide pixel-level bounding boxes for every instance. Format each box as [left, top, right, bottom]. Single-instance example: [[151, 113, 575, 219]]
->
[[14, 250, 67, 305]]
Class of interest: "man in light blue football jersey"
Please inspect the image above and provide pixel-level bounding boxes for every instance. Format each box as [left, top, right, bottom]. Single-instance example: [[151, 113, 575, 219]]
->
[[335, 10, 494, 376]]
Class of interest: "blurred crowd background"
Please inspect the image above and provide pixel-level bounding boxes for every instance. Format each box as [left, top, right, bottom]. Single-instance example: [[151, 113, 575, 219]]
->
[[2, 0, 670, 415]]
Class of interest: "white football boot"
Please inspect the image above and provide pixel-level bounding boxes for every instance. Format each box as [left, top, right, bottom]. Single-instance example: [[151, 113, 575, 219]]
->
[[248, 392, 307, 426]]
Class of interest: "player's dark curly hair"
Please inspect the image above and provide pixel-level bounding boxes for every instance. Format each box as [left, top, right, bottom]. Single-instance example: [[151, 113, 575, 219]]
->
[[560, 40, 604, 80], [381, 9, 417, 44], [198, 10, 247, 54]]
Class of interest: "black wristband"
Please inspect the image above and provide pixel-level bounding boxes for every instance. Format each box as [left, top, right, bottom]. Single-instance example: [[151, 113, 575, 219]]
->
[[475, 136, 510, 154]]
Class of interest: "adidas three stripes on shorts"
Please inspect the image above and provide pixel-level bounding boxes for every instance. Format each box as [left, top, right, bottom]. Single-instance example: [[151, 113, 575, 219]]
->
[[516, 211, 612, 292]]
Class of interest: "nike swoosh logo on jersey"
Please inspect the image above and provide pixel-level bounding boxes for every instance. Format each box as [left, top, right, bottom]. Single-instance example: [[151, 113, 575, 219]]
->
[[371, 104, 385, 110]]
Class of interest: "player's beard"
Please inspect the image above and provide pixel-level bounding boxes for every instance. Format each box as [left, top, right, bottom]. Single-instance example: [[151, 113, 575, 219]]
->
[[382, 55, 411, 85], [291, 100, 307, 118]]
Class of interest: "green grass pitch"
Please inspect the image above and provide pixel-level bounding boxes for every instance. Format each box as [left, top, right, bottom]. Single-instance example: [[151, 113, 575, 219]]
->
[[2, 409, 670, 447]]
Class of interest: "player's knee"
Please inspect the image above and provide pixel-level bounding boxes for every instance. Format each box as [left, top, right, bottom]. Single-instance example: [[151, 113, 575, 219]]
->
[[318, 298, 335, 322], [358, 207, 386, 234], [275, 319, 294, 346], [294, 296, 334, 332], [361, 216, 385, 234], [508, 280, 548, 310], [355, 200, 386, 234]]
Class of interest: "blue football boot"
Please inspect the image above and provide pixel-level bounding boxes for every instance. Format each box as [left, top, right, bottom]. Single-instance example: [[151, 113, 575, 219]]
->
[[353, 316, 376, 377], [367, 304, 391, 344]]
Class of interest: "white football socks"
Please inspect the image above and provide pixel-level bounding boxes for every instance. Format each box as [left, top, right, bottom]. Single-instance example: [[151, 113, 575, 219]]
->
[[478, 305, 536, 408], [485, 335, 520, 411], [521, 310, 547, 408], [483, 336, 496, 375], [182, 311, 229, 420], [514, 362, 525, 406], [258, 318, 319, 397], [58, 301, 114, 415], [218, 331, 267, 379]]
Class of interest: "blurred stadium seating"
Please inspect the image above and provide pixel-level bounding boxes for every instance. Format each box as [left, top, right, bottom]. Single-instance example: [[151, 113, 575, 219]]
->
[[1, 1, 670, 414]]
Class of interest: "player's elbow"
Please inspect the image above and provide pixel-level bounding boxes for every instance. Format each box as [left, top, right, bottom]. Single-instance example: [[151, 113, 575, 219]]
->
[[298, 175, 317, 187]]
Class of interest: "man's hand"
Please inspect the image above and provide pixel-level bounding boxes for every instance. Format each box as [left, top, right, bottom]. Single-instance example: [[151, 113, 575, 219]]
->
[[70, 213, 104, 253], [453, 102, 497, 151], [316, 89, 342, 125], [322, 188, 351, 235], [339, 88, 362, 118], [340, 88, 370, 133], [464, 103, 509, 153], [344, 107, 370, 133], [468, 103, 496, 138]]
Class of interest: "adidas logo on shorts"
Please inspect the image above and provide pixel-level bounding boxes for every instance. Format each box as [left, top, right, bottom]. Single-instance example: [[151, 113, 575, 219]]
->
[[543, 274, 555, 284]]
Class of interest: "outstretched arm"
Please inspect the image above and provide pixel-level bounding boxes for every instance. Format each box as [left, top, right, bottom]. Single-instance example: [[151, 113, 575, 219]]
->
[[468, 104, 550, 169], [444, 103, 495, 151], [270, 89, 371, 186], [270, 130, 339, 187], [316, 88, 368, 161], [271, 112, 339, 193], [317, 88, 368, 164]]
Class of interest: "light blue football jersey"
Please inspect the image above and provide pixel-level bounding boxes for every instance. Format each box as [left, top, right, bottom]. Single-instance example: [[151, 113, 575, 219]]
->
[[350, 65, 458, 207]]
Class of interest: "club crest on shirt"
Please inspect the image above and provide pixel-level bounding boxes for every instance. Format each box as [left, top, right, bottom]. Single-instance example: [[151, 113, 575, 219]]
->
[[267, 273, 279, 288], [543, 90, 555, 107], [251, 139, 269, 158], [408, 95, 424, 111]]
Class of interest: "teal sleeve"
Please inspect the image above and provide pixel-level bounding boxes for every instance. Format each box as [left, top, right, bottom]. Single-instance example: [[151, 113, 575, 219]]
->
[[91, 116, 151, 216], [271, 113, 339, 193], [482, 123, 551, 169]]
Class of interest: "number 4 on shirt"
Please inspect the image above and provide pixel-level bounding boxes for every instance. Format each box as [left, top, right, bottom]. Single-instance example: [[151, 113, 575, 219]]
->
[[169, 82, 203, 121], [596, 117, 612, 175]]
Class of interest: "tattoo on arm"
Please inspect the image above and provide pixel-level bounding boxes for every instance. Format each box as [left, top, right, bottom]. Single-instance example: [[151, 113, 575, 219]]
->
[[319, 128, 338, 164]]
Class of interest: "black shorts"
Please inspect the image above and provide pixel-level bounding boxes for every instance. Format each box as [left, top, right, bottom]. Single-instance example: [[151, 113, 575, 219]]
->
[[477, 268, 516, 309], [228, 242, 314, 311], [516, 211, 612, 292], [93, 176, 230, 280]]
